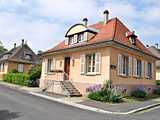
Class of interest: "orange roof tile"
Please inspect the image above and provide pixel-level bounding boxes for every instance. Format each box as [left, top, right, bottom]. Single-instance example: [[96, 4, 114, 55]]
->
[[44, 18, 155, 58]]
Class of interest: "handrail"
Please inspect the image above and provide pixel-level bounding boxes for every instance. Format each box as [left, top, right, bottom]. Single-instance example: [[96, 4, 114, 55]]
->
[[42, 71, 70, 92]]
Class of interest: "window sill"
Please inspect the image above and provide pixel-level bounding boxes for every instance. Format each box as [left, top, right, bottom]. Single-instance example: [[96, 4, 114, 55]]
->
[[118, 74, 128, 78], [86, 73, 97, 76]]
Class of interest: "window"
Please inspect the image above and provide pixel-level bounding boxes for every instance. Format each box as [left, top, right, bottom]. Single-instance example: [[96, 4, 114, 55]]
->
[[137, 60, 142, 77], [77, 33, 84, 42], [80, 53, 101, 75], [68, 36, 74, 45], [118, 54, 128, 76], [47, 59, 52, 73], [147, 62, 152, 79], [129, 37, 136, 45], [18, 64, 24, 72], [25, 54, 32, 60], [0, 63, 5, 72], [86, 54, 95, 74]]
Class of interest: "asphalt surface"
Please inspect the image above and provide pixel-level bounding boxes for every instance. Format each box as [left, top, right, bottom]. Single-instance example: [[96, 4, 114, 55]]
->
[[0, 84, 160, 120]]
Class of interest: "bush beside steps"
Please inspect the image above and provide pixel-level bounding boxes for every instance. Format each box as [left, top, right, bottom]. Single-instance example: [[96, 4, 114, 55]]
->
[[88, 81, 123, 103]]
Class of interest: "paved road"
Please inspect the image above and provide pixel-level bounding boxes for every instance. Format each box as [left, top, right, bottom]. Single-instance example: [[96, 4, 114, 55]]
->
[[0, 84, 160, 120]]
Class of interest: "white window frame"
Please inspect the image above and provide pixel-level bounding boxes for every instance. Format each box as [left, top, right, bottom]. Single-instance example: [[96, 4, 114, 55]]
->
[[69, 35, 74, 45], [18, 64, 24, 73], [47, 59, 53, 73], [118, 54, 128, 76], [77, 33, 84, 43], [136, 59, 142, 78], [86, 54, 96, 75]]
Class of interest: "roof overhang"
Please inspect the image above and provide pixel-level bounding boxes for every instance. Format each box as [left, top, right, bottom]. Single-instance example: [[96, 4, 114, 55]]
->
[[42, 40, 159, 60]]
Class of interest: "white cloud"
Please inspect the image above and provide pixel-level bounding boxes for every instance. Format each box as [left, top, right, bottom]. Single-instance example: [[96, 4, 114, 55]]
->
[[0, 0, 159, 52]]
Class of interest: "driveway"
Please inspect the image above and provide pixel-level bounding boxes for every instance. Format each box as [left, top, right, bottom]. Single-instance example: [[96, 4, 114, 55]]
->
[[0, 84, 160, 120]]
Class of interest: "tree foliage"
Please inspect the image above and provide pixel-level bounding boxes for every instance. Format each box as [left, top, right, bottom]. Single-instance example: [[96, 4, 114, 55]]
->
[[0, 41, 7, 54]]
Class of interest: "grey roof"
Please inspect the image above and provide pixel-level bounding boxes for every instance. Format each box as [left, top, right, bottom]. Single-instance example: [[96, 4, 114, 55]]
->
[[0, 44, 40, 64]]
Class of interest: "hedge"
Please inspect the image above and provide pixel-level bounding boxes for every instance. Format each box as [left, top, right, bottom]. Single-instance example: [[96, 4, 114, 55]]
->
[[3, 73, 29, 86]]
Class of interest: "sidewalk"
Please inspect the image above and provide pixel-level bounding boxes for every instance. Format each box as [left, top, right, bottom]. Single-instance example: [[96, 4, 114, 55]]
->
[[1, 81, 160, 115]]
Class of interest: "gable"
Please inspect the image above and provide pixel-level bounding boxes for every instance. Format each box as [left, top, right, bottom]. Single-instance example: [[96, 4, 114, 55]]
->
[[65, 24, 87, 37]]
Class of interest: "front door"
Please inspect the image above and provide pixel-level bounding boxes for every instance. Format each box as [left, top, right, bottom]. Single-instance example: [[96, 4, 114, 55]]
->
[[64, 57, 70, 80]]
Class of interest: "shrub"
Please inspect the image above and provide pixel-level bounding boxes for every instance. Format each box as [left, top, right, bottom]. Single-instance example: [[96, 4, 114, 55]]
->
[[88, 81, 123, 103], [3, 73, 29, 86], [131, 89, 146, 98], [156, 80, 160, 86], [28, 65, 41, 87], [9, 69, 19, 73], [154, 87, 160, 95]]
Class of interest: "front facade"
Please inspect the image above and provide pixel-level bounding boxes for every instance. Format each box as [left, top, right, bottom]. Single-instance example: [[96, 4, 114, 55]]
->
[[0, 40, 40, 80], [40, 11, 158, 95]]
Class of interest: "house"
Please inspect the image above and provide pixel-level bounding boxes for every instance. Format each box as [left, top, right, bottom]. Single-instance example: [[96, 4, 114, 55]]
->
[[148, 46, 160, 80], [0, 39, 40, 80], [40, 10, 158, 96]]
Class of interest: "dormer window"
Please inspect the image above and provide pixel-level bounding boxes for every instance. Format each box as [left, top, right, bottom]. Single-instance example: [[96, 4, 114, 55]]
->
[[126, 31, 137, 45], [25, 54, 32, 60], [69, 35, 74, 45], [129, 37, 136, 45], [77, 33, 84, 43], [65, 24, 98, 46]]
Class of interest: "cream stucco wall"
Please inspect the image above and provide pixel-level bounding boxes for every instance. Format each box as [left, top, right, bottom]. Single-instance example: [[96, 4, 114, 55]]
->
[[110, 47, 156, 94], [156, 68, 160, 80], [40, 46, 157, 95], [40, 47, 111, 94]]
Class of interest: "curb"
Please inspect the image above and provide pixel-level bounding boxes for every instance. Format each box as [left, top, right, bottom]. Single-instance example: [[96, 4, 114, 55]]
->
[[29, 92, 160, 115]]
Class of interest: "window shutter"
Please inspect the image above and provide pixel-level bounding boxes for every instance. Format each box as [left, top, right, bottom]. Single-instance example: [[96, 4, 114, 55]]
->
[[51, 58, 56, 71], [95, 52, 101, 74], [83, 32, 88, 41], [141, 60, 145, 78], [44, 59, 48, 73], [80, 54, 85, 74], [133, 58, 137, 77], [128, 57, 132, 76], [145, 61, 148, 78], [152, 62, 154, 79], [65, 39, 69, 45], [118, 54, 122, 75], [73, 35, 78, 43]]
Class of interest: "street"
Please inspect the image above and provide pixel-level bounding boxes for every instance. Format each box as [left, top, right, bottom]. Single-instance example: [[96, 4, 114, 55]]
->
[[0, 84, 160, 120]]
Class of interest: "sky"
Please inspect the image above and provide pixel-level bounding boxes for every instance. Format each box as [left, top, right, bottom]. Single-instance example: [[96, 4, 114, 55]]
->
[[0, 0, 160, 53]]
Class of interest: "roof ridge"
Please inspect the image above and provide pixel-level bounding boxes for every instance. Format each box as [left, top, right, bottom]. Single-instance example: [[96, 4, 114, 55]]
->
[[112, 17, 118, 41]]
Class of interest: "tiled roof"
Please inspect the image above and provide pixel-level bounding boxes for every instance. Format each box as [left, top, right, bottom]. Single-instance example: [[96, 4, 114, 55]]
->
[[0, 44, 40, 64], [44, 18, 155, 58]]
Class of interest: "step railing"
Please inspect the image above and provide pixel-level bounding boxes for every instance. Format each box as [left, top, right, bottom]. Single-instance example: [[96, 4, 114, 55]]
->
[[42, 71, 70, 92]]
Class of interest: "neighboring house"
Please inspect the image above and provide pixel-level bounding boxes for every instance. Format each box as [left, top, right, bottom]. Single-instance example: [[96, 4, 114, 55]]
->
[[0, 40, 40, 80], [40, 10, 158, 96], [148, 46, 160, 80]]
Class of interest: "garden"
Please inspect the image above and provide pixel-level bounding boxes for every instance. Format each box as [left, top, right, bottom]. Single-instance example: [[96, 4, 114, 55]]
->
[[87, 80, 160, 103], [3, 65, 41, 87]]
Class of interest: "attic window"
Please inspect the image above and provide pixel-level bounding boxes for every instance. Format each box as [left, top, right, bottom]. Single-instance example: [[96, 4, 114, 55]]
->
[[126, 31, 137, 45], [77, 33, 84, 42], [25, 54, 32, 60], [69, 35, 74, 45]]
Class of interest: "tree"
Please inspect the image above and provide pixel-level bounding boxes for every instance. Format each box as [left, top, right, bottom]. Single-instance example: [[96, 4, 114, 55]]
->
[[0, 41, 7, 54]]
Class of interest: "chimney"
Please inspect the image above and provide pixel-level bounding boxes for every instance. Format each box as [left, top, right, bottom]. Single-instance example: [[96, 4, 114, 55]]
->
[[14, 43, 16, 48], [103, 10, 109, 24], [83, 18, 88, 26], [22, 39, 24, 46]]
